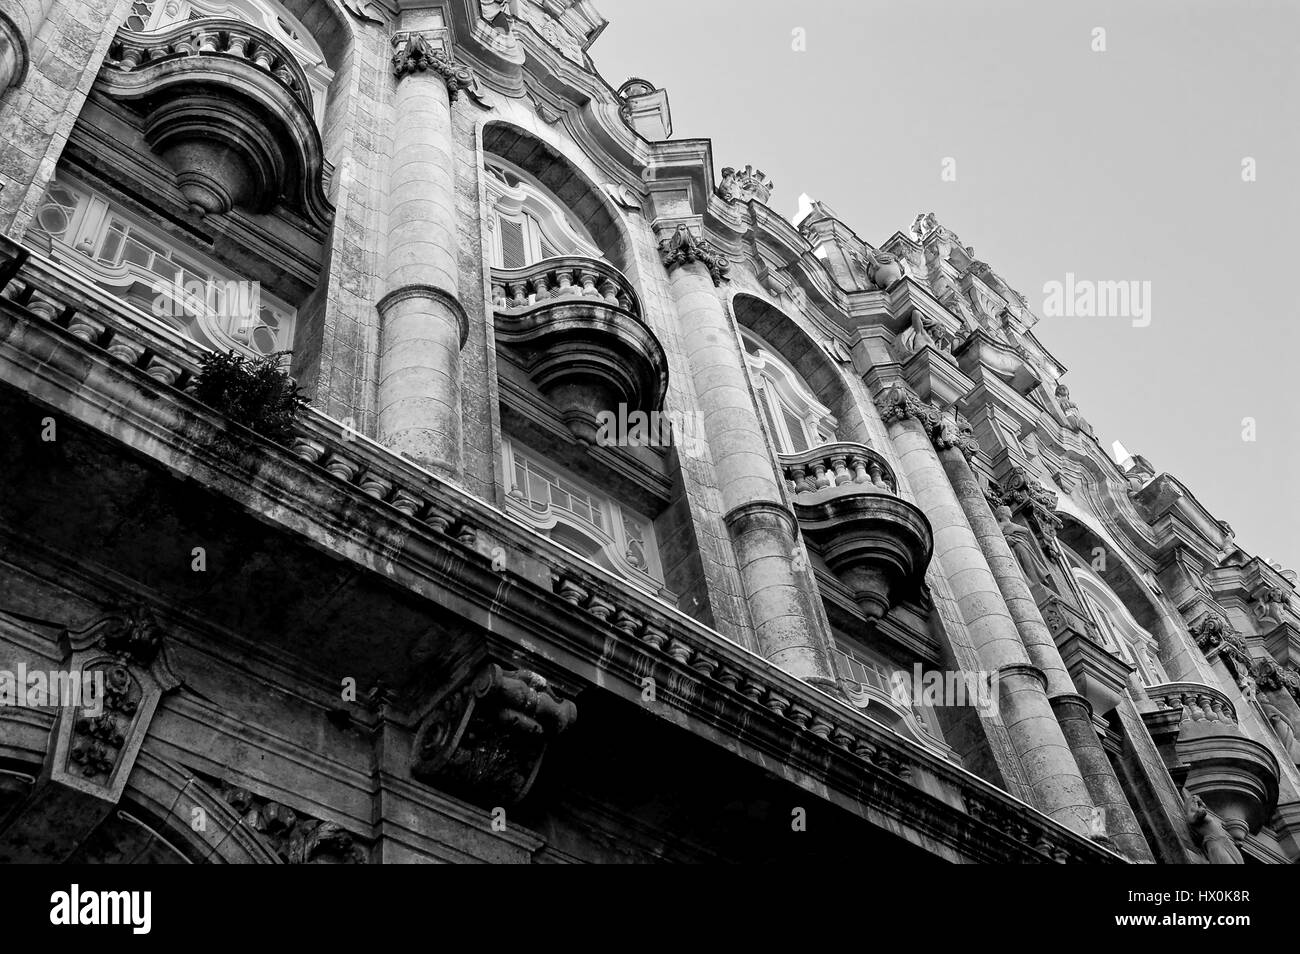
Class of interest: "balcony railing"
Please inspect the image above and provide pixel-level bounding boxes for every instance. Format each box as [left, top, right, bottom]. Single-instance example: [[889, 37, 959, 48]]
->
[[779, 441, 897, 496], [490, 256, 641, 321], [104, 18, 315, 113], [1146, 682, 1237, 726]]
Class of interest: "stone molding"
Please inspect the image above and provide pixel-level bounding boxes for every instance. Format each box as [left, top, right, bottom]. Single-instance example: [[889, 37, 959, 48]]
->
[[375, 282, 471, 348]]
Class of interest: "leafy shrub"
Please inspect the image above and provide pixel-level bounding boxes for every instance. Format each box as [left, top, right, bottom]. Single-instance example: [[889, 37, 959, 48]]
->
[[193, 350, 306, 444]]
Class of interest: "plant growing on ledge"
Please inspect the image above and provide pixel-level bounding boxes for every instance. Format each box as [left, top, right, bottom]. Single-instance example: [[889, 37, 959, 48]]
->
[[193, 351, 306, 444]]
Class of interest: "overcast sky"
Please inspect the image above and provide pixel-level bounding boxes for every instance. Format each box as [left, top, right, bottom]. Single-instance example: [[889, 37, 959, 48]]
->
[[592, 0, 1300, 571]]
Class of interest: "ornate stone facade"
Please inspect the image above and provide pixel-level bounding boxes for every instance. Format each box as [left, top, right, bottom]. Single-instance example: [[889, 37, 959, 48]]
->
[[0, 0, 1295, 866]]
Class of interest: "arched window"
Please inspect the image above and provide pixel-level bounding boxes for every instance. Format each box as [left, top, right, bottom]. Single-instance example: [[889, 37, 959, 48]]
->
[[485, 158, 601, 269], [1068, 554, 1168, 686], [740, 327, 836, 453], [125, 0, 333, 125], [28, 175, 296, 357], [502, 438, 663, 589]]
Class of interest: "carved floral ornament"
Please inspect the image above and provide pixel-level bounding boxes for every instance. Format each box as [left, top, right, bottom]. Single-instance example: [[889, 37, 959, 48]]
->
[[657, 225, 730, 286], [391, 32, 477, 100], [872, 385, 979, 463], [1191, 614, 1256, 691]]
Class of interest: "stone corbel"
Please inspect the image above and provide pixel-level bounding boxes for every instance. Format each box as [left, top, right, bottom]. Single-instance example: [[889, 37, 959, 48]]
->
[[411, 662, 577, 807], [0, 605, 180, 862]]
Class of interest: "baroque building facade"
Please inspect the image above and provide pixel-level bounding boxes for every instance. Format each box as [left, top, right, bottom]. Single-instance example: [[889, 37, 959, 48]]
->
[[0, 0, 1295, 864]]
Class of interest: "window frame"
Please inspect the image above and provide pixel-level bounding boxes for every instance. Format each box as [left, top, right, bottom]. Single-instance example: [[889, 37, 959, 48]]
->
[[29, 175, 297, 359], [501, 437, 664, 588], [1068, 556, 1169, 686], [485, 158, 601, 269], [740, 327, 836, 454]]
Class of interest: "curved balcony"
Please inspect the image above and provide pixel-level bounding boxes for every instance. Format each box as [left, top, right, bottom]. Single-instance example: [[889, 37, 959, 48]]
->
[[492, 257, 667, 446], [779, 442, 897, 497], [98, 19, 330, 228], [1143, 681, 1279, 843], [784, 442, 931, 622]]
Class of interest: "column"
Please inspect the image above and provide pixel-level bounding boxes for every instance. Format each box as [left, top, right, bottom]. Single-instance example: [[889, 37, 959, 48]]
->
[[938, 439, 1154, 860], [377, 32, 471, 477], [0, 0, 54, 93], [662, 232, 835, 685], [875, 385, 1095, 833]]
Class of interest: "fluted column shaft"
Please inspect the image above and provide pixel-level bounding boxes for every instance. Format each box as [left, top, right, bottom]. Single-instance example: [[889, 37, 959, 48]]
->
[[0, 0, 55, 93], [939, 446, 1153, 860], [667, 261, 834, 683], [885, 411, 1094, 831], [377, 39, 466, 477]]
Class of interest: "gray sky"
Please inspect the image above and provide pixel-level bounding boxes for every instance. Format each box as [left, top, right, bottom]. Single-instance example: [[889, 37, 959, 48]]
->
[[593, 0, 1300, 570]]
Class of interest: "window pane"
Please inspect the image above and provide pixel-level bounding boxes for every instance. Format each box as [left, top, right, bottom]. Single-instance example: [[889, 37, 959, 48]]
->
[[499, 217, 527, 269], [781, 404, 809, 452]]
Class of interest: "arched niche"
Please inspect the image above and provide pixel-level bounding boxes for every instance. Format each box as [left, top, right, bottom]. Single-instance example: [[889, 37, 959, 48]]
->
[[731, 293, 854, 437], [1057, 515, 1164, 635], [482, 122, 631, 273]]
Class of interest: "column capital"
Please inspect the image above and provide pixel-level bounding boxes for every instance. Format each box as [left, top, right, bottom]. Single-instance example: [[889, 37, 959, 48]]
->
[[874, 384, 979, 461], [391, 31, 476, 99], [656, 224, 730, 285]]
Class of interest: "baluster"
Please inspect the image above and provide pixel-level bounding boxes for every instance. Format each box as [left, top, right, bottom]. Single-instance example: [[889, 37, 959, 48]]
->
[[790, 465, 815, 495], [490, 281, 506, 307], [598, 278, 619, 303], [578, 269, 600, 298], [120, 42, 147, 69], [829, 454, 850, 487], [171, 33, 197, 56], [507, 281, 528, 308], [532, 270, 552, 301], [849, 454, 870, 484], [554, 269, 575, 296], [868, 459, 887, 488], [196, 30, 220, 53], [251, 43, 277, 70], [811, 462, 830, 490], [225, 30, 251, 58], [616, 289, 633, 312]]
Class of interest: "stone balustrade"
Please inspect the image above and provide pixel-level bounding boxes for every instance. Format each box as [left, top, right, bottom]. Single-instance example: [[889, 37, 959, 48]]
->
[[779, 441, 897, 496], [491, 256, 641, 320], [104, 17, 314, 113], [0, 234, 1122, 865], [1147, 682, 1238, 726]]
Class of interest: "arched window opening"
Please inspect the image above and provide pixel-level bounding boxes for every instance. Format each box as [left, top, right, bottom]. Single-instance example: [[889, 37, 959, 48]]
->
[[1069, 554, 1168, 686], [125, 0, 333, 126], [503, 437, 663, 589], [485, 157, 601, 269], [741, 327, 836, 454], [29, 175, 296, 358]]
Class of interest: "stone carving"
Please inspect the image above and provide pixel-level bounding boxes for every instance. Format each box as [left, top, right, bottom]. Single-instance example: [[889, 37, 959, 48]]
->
[[217, 781, 367, 863], [1252, 586, 1291, 626], [1183, 792, 1244, 864], [391, 33, 476, 100], [603, 182, 643, 210], [910, 211, 939, 242], [1190, 615, 1254, 693], [717, 165, 773, 204], [69, 603, 164, 667], [874, 384, 935, 429], [1261, 701, 1300, 764], [657, 225, 730, 285], [1000, 466, 1063, 554], [996, 505, 1055, 590], [412, 662, 577, 806], [899, 310, 955, 359], [340, 0, 384, 22], [852, 247, 906, 290], [1054, 384, 1095, 438]]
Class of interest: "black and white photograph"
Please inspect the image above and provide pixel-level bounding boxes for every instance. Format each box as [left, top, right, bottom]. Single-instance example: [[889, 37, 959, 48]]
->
[[0, 0, 1292, 933]]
